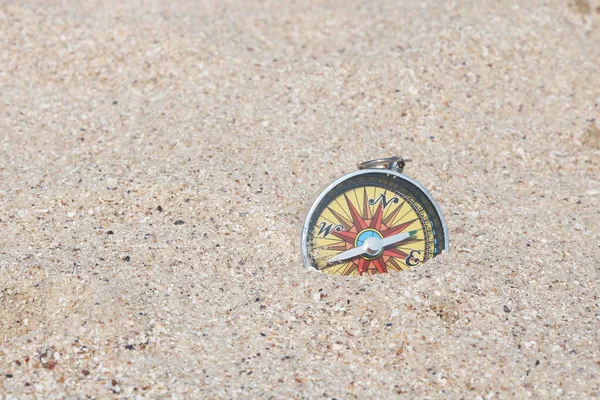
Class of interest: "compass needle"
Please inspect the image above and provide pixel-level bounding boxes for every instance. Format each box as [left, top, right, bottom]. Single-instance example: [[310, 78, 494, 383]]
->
[[326, 244, 368, 263]]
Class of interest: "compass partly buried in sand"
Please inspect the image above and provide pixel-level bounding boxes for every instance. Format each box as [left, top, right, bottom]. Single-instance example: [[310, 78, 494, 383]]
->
[[301, 157, 448, 276]]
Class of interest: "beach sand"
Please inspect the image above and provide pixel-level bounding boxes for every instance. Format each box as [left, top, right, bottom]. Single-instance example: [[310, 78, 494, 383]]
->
[[1, 0, 599, 397]]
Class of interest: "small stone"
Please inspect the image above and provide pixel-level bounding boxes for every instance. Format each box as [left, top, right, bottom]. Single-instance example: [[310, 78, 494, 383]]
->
[[157, 205, 163, 211], [174, 220, 185, 225], [107, 230, 114, 235], [82, 370, 90, 376], [123, 255, 131, 262], [67, 211, 76, 218], [5, 374, 13, 378], [503, 305, 511, 313]]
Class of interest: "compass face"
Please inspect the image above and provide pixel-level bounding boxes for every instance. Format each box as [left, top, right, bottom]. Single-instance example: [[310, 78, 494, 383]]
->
[[302, 170, 447, 276]]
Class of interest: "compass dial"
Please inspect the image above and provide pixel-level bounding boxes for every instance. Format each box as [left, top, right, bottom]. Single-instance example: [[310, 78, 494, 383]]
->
[[302, 170, 447, 276]]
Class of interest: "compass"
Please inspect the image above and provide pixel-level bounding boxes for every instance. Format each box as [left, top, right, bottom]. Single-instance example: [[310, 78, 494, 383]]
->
[[301, 156, 448, 276]]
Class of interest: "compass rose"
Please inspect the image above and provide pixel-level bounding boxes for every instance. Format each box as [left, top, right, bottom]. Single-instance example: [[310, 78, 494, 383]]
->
[[325, 191, 420, 275]]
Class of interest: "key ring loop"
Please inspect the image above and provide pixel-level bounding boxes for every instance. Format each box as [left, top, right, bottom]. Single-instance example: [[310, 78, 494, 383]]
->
[[357, 156, 410, 173]]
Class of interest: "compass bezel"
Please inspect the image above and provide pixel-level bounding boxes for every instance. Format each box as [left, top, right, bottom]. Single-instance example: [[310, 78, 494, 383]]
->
[[301, 168, 449, 271]]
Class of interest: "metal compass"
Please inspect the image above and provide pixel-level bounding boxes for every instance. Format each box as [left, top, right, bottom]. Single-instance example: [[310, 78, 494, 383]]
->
[[301, 156, 448, 276]]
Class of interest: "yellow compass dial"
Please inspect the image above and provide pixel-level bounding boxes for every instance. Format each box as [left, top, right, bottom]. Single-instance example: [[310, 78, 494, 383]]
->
[[303, 172, 446, 276]]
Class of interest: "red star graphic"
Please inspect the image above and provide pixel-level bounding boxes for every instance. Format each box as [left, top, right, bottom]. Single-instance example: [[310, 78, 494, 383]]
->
[[331, 195, 412, 275]]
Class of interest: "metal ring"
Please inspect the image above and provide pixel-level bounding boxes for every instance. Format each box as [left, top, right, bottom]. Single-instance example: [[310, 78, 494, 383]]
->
[[357, 156, 409, 172]]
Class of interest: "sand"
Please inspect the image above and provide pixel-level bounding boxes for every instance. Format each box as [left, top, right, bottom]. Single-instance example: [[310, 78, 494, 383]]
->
[[0, 0, 599, 398]]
